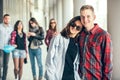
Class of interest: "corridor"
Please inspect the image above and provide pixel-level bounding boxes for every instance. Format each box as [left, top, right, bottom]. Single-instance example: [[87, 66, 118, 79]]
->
[[0, 0, 120, 80]]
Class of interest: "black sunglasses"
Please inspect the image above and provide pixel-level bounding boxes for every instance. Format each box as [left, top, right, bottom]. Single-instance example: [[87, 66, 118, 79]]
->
[[50, 22, 56, 24], [30, 22, 34, 24], [70, 22, 81, 31]]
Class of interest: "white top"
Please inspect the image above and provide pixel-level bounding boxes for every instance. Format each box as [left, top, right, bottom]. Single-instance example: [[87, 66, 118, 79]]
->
[[0, 23, 13, 49]]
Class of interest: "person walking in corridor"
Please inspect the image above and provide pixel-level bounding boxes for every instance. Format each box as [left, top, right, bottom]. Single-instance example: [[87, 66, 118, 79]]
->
[[0, 14, 13, 80], [10, 20, 28, 80], [79, 5, 113, 80], [45, 18, 58, 51], [27, 17, 44, 80], [45, 16, 83, 80]]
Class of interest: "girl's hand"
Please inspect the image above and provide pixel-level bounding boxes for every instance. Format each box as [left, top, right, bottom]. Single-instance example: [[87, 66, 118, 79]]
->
[[13, 44, 17, 48], [53, 32, 59, 36], [27, 32, 31, 37], [27, 32, 36, 36]]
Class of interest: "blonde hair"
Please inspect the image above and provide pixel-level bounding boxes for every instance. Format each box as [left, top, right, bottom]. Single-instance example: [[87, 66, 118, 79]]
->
[[80, 5, 94, 13]]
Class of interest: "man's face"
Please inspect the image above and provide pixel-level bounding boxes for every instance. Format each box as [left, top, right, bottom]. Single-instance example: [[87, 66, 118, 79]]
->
[[80, 9, 95, 30], [3, 16, 10, 25]]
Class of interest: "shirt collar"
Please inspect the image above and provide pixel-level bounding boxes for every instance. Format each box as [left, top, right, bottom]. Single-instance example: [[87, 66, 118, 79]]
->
[[84, 23, 99, 35], [3, 23, 11, 27]]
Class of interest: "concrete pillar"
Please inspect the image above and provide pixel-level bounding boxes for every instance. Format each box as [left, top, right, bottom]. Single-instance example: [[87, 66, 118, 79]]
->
[[108, 0, 120, 80], [0, 0, 3, 23], [62, 0, 73, 27], [49, 0, 54, 19], [49, 8, 54, 19], [53, 0, 57, 21], [32, 0, 45, 30], [44, 0, 49, 30], [57, 0, 63, 32], [73, 0, 86, 16]]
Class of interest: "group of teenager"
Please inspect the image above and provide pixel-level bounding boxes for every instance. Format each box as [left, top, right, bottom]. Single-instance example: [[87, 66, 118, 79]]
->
[[0, 4, 112, 80], [0, 15, 44, 80]]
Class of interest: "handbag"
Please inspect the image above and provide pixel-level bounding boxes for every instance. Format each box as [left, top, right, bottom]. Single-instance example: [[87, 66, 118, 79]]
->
[[3, 45, 15, 53]]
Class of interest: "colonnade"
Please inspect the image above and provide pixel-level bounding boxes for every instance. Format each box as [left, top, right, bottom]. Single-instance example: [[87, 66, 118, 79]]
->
[[0, 0, 120, 79]]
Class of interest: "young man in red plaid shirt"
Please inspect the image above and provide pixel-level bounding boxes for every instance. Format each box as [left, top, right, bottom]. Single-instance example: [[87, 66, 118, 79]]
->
[[79, 5, 113, 80]]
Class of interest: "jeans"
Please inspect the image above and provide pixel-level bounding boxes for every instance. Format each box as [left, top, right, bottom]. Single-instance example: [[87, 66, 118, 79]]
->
[[0, 49, 10, 80], [0, 50, 3, 78], [29, 48, 43, 78]]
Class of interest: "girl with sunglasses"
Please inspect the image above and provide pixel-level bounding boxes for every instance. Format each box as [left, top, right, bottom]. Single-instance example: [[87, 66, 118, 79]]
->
[[27, 17, 44, 80], [45, 18, 58, 51], [45, 16, 82, 80]]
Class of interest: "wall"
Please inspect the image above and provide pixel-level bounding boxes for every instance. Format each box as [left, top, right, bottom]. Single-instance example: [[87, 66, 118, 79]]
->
[[108, 0, 120, 80], [0, 0, 3, 23]]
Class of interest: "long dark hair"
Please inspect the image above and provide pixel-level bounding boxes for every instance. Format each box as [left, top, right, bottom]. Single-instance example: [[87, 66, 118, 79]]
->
[[48, 18, 57, 32], [29, 17, 43, 34], [14, 20, 24, 32], [61, 16, 81, 38], [29, 17, 40, 30]]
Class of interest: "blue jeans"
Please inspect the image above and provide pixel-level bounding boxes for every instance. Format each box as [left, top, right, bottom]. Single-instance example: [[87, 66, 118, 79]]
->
[[29, 48, 43, 78], [0, 49, 10, 80]]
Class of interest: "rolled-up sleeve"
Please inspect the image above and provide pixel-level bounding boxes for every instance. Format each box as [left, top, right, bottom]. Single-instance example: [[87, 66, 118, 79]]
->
[[10, 31, 16, 45]]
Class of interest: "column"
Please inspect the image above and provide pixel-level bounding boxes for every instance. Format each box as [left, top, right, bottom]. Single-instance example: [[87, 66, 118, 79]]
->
[[53, 0, 57, 21], [0, 0, 3, 23], [44, 0, 49, 30], [49, 0, 54, 19], [49, 8, 54, 19], [73, 0, 86, 16], [62, 0, 73, 27], [57, 0, 63, 31], [32, 0, 45, 30]]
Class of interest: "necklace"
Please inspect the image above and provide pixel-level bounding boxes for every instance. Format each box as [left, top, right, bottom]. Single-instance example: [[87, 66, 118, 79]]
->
[[18, 33, 23, 38]]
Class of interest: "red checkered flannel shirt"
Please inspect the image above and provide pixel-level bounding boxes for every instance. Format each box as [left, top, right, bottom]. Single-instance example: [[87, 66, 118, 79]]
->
[[79, 24, 113, 80]]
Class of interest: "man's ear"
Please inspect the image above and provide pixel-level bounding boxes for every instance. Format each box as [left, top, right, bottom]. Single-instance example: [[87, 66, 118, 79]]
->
[[94, 15, 96, 20]]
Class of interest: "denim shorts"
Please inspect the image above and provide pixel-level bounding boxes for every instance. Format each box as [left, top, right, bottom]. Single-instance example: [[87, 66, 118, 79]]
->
[[12, 49, 26, 58]]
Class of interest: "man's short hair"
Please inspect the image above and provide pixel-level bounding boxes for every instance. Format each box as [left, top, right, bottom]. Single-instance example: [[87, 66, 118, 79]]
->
[[80, 5, 94, 13], [3, 14, 10, 18]]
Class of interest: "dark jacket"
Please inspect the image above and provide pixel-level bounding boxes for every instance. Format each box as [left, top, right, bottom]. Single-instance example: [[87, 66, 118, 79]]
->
[[28, 26, 44, 48]]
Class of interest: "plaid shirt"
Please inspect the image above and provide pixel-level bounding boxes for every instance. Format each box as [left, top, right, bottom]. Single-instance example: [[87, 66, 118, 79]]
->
[[79, 24, 113, 80]]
